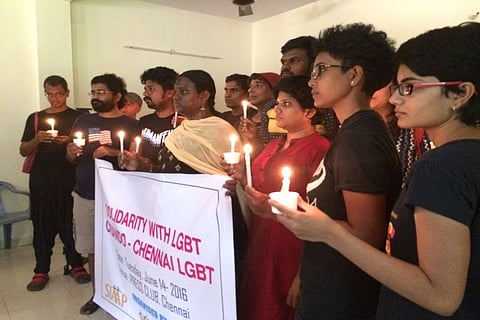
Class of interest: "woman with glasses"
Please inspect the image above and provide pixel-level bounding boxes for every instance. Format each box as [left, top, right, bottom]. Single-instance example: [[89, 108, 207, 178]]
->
[[258, 23, 402, 319], [227, 75, 330, 320], [277, 23, 480, 319]]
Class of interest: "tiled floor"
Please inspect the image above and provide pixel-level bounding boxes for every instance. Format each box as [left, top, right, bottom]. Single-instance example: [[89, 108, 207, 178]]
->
[[0, 243, 116, 320]]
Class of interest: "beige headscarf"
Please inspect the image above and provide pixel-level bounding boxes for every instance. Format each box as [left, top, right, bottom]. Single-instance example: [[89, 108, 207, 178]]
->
[[164, 116, 241, 175]]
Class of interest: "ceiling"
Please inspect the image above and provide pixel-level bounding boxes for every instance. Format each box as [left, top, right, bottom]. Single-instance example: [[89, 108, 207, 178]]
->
[[139, 0, 319, 22]]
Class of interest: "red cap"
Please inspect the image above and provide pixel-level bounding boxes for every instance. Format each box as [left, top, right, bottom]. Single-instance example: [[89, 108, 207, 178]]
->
[[250, 72, 281, 89]]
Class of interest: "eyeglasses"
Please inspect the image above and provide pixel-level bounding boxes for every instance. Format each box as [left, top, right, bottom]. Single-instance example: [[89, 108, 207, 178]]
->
[[88, 89, 110, 97], [389, 81, 462, 97], [311, 63, 350, 80]]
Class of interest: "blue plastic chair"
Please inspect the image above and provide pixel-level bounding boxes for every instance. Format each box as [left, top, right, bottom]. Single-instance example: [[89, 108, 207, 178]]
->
[[0, 181, 30, 249]]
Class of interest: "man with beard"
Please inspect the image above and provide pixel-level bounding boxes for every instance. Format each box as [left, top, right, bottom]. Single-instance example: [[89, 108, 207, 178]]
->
[[66, 73, 138, 315], [136, 66, 178, 163]]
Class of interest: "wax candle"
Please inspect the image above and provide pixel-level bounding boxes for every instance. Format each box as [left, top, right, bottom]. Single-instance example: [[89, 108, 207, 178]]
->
[[118, 130, 125, 153], [47, 118, 55, 130], [135, 136, 141, 153], [244, 144, 252, 187], [242, 100, 248, 119], [73, 131, 85, 147], [280, 167, 291, 193], [229, 134, 237, 153], [173, 111, 178, 128]]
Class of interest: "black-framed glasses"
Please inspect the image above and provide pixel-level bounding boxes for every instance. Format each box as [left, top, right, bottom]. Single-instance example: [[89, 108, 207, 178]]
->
[[311, 63, 350, 80], [88, 89, 110, 97], [389, 81, 462, 97]]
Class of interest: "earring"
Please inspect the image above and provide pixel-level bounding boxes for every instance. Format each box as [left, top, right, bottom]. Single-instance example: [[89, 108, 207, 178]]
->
[[200, 105, 206, 111], [451, 106, 456, 112], [350, 80, 355, 86]]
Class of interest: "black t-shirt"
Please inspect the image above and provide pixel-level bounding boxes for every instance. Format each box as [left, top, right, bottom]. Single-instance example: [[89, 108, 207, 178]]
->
[[21, 108, 83, 176], [299, 110, 402, 319], [377, 140, 480, 319], [220, 107, 256, 133], [138, 112, 174, 162], [71, 113, 138, 199]]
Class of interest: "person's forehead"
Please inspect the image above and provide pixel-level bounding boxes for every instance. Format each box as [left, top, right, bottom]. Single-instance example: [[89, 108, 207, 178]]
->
[[225, 81, 242, 89], [45, 84, 66, 92], [282, 48, 308, 59], [91, 83, 108, 89]]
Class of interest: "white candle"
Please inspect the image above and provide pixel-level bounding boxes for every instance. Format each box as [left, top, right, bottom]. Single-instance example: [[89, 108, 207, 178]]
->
[[229, 134, 237, 153], [73, 131, 85, 147], [244, 144, 252, 187], [173, 111, 178, 128], [280, 167, 291, 193], [118, 130, 125, 153], [47, 118, 55, 130], [242, 100, 248, 119], [135, 136, 141, 153]]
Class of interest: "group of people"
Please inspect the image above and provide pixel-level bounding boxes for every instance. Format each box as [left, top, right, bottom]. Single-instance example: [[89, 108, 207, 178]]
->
[[19, 20, 479, 319]]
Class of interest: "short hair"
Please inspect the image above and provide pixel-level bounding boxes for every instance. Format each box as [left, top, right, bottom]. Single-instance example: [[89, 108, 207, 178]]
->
[[225, 73, 249, 92], [91, 73, 127, 108], [395, 22, 480, 126], [317, 23, 395, 96], [140, 66, 178, 90], [273, 75, 323, 125], [43, 75, 68, 91], [281, 35, 318, 65], [179, 70, 216, 113]]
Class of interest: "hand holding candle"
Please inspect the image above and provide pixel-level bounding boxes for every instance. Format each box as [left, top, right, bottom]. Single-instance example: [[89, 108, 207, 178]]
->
[[135, 136, 141, 153], [118, 130, 125, 153], [244, 144, 252, 187]]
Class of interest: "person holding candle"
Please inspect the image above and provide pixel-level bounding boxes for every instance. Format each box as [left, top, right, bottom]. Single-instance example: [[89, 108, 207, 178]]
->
[[20, 75, 90, 292], [266, 23, 402, 319], [118, 70, 249, 310], [66, 73, 138, 315], [136, 66, 178, 163], [220, 73, 255, 131], [277, 22, 480, 319], [225, 75, 330, 320]]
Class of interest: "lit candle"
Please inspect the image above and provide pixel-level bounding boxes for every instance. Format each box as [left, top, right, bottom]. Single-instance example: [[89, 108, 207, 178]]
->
[[244, 144, 252, 187], [118, 130, 125, 153], [135, 136, 141, 153], [242, 100, 248, 119], [280, 167, 291, 193], [73, 131, 85, 147], [173, 111, 178, 128], [229, 134, 237, 153], [47, 118, 55, 131]]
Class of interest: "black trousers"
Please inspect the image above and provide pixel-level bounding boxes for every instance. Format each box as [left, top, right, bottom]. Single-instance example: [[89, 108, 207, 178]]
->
[[29, 170, 83, 273]]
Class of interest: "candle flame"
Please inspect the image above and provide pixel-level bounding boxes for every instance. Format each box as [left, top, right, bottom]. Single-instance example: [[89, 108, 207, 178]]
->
[[244, 144, 252, 154], [282, 167, 291, 179], [242, 100, 248, 108], [47, 118, 55, 130], [118, 130, 125, 138], [75, 131, 83, 139]]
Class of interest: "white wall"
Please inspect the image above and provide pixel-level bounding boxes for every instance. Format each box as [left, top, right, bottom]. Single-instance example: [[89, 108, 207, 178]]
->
[[70, 0, 252, 116], [252, 0, 478, 71], [0, 0, 478, 247]]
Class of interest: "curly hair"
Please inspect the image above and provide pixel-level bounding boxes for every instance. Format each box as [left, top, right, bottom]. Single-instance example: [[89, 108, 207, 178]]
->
[[395, 22, 480, 127], [317, 23, 396, 96], [140, 66, 178, 90], [91, 73, 127, 108]]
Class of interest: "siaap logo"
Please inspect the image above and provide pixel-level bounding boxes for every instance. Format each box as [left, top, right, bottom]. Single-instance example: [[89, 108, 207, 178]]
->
[[105, 283, 128, 307]]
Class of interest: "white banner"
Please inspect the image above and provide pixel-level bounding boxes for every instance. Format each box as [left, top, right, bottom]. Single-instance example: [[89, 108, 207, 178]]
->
[[94, 159, 237, 320]]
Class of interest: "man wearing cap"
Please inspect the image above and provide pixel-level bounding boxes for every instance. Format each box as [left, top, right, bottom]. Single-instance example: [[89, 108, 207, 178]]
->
[[119, 92, 142, 119], [241, 72, 281, 156]]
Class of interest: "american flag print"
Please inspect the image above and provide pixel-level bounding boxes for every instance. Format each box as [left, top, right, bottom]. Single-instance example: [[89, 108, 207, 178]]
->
[[88, 128, 112, 145]]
